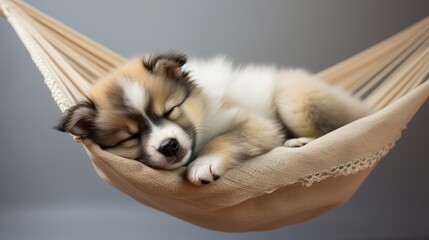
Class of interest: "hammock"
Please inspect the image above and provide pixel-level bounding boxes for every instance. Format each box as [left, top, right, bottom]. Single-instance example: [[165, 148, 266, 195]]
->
[[1, 0, 428, 232]]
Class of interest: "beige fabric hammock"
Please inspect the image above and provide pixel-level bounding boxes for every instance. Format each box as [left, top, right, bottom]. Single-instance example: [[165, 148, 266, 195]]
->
[[1, 0, 428, 232]]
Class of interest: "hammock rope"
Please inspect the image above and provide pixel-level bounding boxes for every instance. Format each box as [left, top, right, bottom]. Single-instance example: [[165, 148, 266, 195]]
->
[[1, 0, 428, 111], [1, 0, 428, 232]]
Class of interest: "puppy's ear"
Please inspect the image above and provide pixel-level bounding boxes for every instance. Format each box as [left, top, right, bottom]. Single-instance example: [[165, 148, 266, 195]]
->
[[54, 101, 97, 138], [143, 51, 188, 79]]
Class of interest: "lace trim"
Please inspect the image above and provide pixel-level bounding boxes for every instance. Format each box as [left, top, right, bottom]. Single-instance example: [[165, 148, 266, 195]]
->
[[297, 133, 401, 187]]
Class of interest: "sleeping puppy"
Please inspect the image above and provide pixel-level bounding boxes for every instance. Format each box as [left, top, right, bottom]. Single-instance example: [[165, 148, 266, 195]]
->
[[55, 52, 370, 185]]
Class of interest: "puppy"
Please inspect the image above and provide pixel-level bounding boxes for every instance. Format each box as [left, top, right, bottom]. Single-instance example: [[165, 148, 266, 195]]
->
[[55, 52, 370, 185]]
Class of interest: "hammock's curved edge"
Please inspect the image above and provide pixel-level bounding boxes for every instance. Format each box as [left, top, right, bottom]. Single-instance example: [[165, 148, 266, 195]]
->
[[81, 79, 429, 211]]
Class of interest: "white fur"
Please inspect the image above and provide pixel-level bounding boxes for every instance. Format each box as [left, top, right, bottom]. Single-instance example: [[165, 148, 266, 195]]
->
[[187, 57, 279, 153], [119, 77, 147, 114], [187, 56, 234, 100], [194, 106, 240, 154], [186, 155, 227, 185], [187, 57, 278, 119], [228, 65, 278, 117], [146, 122, 192, 169], [284, 137, 315, 148]]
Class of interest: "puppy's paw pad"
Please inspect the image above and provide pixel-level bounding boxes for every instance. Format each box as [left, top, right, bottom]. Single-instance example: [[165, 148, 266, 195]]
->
[[186, 156, 226, 186], [284, 137, 315, 148]]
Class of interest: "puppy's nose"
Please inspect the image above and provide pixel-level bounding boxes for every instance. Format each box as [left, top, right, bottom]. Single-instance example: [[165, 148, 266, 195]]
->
[[158, 138, 180, 157]]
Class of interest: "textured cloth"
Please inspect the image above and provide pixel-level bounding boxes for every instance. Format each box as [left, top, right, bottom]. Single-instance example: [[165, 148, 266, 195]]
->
[[1, 0, 428, 232]]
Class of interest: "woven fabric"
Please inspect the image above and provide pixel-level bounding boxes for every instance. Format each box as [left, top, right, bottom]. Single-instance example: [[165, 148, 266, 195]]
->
[[1, 0, 428, 232]]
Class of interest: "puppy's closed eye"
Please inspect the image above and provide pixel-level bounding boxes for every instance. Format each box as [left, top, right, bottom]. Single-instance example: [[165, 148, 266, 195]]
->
[[113, 132, 141, 148], [165, 106, 182, 120], [164, 96, 188, 120]]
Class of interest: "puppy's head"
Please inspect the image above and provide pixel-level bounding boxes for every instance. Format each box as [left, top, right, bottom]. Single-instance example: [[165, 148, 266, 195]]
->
[[55, 52, 202, 170]]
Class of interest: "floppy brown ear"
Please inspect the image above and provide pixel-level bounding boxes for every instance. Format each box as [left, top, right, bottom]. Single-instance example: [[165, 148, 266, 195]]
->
[[143, 51, 188, 79], [54, 101, 97, 138]]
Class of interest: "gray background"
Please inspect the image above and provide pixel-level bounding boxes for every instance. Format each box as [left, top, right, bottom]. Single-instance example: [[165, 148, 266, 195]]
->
[[1, 0, 428, 239]]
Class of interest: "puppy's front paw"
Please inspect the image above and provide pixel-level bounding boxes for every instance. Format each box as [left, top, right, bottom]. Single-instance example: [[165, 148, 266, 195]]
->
[[186, 155, 228, 185], [284, 137, 315, 148]]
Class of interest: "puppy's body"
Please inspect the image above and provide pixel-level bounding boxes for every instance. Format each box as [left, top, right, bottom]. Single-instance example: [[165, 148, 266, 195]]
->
[[56, 53, 370, 185], [185, 57, 369, 184]]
